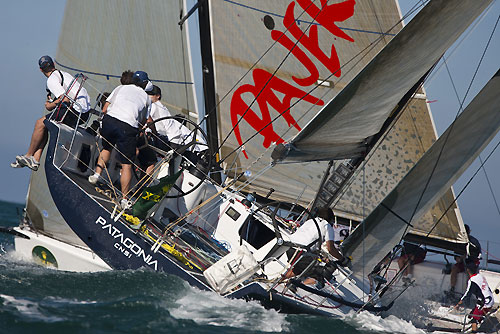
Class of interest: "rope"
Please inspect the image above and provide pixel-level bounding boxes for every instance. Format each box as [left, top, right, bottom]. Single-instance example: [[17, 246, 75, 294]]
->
[[217, 0, 325, 151]]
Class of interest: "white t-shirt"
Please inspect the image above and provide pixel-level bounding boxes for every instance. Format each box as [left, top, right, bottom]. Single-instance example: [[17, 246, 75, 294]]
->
[[106, 85, 151, 128], [289, 217, 334, 250], [46, 70, 90, 113], [150, 101, 206, 152], [333, 224, 350, 248], [462, 273, 494, 308]]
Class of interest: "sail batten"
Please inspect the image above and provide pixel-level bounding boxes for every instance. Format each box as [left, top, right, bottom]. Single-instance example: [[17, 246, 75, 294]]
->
[[342, 69, 500, 275]]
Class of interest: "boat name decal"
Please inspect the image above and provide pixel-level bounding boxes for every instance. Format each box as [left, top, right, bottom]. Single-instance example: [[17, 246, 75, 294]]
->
[[95, 216, 158, 270], [230, 0, 355, 158]]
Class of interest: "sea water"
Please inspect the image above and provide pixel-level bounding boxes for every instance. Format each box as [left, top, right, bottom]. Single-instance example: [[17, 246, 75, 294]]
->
[[0, 200, 428, 334]]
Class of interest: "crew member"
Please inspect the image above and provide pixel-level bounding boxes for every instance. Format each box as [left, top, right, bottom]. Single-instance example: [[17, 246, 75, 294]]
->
[[450, 224, 482, 293], [286, 207, 349, 286], [147, 85, 207, 155], [88, 71, 152, 207], [12, 55, 90, 170], [454, 262, 494, 333], [398, 242, 426, 285]]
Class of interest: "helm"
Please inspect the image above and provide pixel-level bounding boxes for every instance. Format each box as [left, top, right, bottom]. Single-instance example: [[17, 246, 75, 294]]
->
[[38, 55, 54, 70], [132, 71, 149, 85]]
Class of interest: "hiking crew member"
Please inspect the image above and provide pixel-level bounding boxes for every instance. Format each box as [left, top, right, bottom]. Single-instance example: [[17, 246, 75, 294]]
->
[[88, 71, 152, 207], [450, 224, 482, 293], [286, 207, 349, 286], [454, 263, 494, 333], [12, 55, 90, 171]]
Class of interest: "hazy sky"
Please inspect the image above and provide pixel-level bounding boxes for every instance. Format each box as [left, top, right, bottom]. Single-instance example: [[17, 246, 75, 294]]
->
[[1, 1, 499, 259]]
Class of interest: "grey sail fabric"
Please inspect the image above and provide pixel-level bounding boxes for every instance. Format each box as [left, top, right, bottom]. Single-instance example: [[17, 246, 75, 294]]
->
[[342, 69, 500, 276], [210, 0, 404, 205], [56, 0, 198, 118], [273, 0, 493, 163]]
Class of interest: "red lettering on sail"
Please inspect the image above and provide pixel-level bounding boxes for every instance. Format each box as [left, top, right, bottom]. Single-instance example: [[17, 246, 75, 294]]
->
[[297, 0, 355, 43], [229, 0, 355, 159], [231, 69, 324, 158], [271, 29, 319, 87]]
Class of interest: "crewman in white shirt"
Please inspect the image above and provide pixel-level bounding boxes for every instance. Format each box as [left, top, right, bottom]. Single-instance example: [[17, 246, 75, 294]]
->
[[88, 71, 152, 207], [12, 55, 90, 171], [147, 85, 207, 154]]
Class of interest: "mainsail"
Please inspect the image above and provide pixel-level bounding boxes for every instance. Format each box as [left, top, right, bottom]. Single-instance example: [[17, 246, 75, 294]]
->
[[343, 69, 500, 275], [210, 0, 404, 204]]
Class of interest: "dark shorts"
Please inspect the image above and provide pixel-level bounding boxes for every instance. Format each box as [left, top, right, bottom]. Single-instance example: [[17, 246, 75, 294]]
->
[[46, 102, 89, 128], [401, 243, 427, 265], [101, 114, 138, 164], [137, 136, 157, 168]]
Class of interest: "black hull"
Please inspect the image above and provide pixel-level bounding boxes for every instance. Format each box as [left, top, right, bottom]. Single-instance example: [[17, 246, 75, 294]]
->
[[44, 121, 208, 290]]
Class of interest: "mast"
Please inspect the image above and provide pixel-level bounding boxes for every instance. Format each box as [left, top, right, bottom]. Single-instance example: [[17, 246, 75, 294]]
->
[[198, 1, 220, 168]]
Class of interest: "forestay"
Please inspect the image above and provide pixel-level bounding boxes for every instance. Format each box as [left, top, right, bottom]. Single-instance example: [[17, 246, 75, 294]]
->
[[342, 69, 500, 276]]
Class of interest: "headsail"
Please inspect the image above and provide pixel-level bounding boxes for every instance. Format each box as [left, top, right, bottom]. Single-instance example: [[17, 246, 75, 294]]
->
[[342, 69, 500, 275]]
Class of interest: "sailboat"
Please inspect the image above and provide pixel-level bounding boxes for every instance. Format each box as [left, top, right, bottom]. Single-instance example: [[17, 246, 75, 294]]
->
[[4, 0, 500, 321]]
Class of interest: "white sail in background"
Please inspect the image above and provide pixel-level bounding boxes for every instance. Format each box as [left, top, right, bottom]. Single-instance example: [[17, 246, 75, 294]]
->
[[343, 69, 500, 275]]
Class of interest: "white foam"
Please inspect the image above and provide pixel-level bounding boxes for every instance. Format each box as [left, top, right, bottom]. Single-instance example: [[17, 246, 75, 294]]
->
[[0, 294, 65, 322], [347, 310, 426, 334], [169, 283, 288, 332]]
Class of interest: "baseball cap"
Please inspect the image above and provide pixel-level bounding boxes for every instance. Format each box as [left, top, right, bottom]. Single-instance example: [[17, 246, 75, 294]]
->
[[132, 71, 149, 85], [38, 55, 54, 70]]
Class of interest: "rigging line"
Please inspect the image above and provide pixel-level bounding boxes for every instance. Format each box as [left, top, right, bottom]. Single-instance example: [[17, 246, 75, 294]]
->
[[277, 0, 426, 145], [367, 0, 387, 45], [329, 78, 427, 211], [479, 155, 500, 218], [424, 3, 495, 87], [217, 0, 324, 151], [401, 13, 499, 241], [397, 15, 498, 240], [281, 1, 425, 145], [219, 2, 423, 163], [54, 60, 193, 85]]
